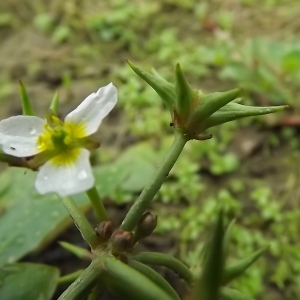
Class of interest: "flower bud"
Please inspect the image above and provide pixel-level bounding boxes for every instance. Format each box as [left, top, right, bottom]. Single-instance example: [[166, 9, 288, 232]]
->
[[134, 212, 157, 242], [111, 230, 134, 254], [95, 221, 114, 241]]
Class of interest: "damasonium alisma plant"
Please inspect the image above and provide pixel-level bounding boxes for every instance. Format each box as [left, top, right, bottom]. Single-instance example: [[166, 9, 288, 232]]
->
[[0, 62, 287, 300]]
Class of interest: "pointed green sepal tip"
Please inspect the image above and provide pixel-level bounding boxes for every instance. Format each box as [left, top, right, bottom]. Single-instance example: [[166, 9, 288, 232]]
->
[[222, 245, 269, 285], [223, 218, 236, 257], [19, 81, 36, 116], [194, 210, 224, 300], [126, 60, 176, 112], [188, 88, 242, 130], [50, 91, 60, 115], [202, 103, 289, 131], [175, 63, 194, 123]]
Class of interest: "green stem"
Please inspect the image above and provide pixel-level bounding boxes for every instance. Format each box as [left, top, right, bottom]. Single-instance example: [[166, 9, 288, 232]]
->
[[60, 196, 101, 249], [86, 186, 108, 222], [58, 259, 104, 300], [57, 270, 83, 285], [121, 131, 188, 231], [130, 252, 194, 284]]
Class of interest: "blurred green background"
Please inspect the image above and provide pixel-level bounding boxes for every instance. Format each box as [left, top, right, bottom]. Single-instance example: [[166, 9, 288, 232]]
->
[[0, 0, 300, 299]]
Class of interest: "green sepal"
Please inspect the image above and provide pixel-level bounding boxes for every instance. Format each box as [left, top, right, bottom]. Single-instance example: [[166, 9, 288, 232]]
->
[[103, 255, 173, 300], [175, 64, 194, 123], [222, 246, 268, 285], [59, 241, 92, 261], [19, 81, 36, 116], [50, 91, 59, 115], [128, 259, 181, 300], [194, 210, 224, 300], [221, 287, 255, 300], [127, 60, 175, 112], [188, 88, 242, 131], [201, 102, 288, 131]]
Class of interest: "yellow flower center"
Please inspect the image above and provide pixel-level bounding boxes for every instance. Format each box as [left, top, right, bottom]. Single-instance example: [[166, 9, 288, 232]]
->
[[37, 116, 87, 166]]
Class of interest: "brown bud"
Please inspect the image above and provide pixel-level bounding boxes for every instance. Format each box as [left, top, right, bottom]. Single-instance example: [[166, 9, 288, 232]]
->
[[134, 212, 157, 242], [95, 221, 113, 241], [111, 230, 134, 253]]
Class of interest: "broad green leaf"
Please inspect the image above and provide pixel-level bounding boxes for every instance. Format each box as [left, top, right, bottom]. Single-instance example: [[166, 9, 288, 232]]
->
[[93, 164, 129, 196], [0, 168, 90, 266], [0, 263, 59, 300]]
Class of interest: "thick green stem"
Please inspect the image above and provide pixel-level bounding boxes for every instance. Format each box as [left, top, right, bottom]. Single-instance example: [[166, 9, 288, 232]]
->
[[60, 196, 101, 249], [130, 252, 194, 284], [121, 131, 188, 231], [86, 186, 108, 222], [58, 259, 103, 300]]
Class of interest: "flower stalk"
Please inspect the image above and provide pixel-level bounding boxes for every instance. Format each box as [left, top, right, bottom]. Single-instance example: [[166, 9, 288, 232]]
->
[[121, 131, 188, 231], [60, 196, 101, 249], [86, 186, 108, 222]]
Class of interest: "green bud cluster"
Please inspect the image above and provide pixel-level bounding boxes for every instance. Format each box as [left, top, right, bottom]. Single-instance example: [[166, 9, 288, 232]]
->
[[127, 60, 288, 140]]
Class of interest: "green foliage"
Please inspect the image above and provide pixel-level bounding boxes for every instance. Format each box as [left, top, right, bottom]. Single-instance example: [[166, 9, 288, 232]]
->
[[0, 263, 59, 300], [0, 168, 90, 266]]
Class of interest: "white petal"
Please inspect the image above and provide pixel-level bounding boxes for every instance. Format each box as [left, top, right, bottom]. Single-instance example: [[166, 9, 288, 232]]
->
[[0, 116, 45, 157], [65, 83, 117, 136], [35, 149, 94, 196]]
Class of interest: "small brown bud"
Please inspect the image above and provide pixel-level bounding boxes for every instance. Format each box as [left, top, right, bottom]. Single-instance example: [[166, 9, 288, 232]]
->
[[134, 212, 157, 242], [95, 221, 113, 241], [111, 230, 134, 253]]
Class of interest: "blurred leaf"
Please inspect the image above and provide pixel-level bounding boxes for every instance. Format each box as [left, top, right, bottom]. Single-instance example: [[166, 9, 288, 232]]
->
[[282, 51, 300, 73], [194, 210, 224, 300], [223, 246, 268, 285], [0, 168, 90, 266], [221, 287, 254, 300], [0, 263, 59, 300]]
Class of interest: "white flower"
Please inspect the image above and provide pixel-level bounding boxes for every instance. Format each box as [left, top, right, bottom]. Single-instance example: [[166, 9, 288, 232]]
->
[[0, 83, 117, 196]]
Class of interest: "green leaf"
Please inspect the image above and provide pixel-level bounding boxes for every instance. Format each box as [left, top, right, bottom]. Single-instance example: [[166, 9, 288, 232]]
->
[[221, 287, 254, 300], [103, 256, 173, 300], [19, 81, 36, 116], [222, 246, 268, 285], [194, 210, 224, 300], [0, 263, 59, 300], [127, 60, 176, 112], [188, 88, 242, 130], [175, 63, 194, 122], [128, 259, 180, 300], [202, 102, 288, 130], [0, 168, 90, 266]]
